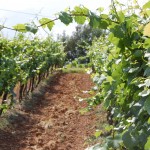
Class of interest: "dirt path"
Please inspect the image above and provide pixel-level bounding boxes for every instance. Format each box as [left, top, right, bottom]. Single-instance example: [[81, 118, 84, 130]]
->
[[0, 72, 106, 150]]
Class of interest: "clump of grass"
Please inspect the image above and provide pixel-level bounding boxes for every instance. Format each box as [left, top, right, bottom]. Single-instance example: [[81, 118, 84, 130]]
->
[[62, 67, 86, 73], [0, 117, 9, 129]]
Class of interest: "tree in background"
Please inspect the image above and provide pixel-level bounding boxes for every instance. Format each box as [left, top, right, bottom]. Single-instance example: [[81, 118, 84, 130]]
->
[[58, 24, 103, 62]]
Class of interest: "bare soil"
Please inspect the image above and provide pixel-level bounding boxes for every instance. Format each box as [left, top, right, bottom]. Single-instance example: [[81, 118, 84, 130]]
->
[[0, 72, 106, 150]]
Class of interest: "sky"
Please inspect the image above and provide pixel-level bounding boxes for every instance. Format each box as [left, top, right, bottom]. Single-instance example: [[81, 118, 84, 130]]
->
[[0, 0, 148, 38]]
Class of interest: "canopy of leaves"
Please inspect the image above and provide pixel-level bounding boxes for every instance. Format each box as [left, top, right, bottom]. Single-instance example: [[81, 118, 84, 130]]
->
[[58, 24, 103, 61]]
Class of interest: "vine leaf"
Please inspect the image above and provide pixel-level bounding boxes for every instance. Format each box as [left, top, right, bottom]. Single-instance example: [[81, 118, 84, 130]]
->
[[108, 33, 120, 46], [143, 23, 150, 37], [122, 131, 137, 149], [118, 11, 125, 22], [143, 1, 150, 9], [72, 6, 89, 15], [106, 134, 122, 148], [99, 19, 109, 29], [47, 22, 55, 31], [13, 24, 27, 32], [25, 24, 38, 34], [72, 6, 89, 24], [97, 7, 104, 13], [74, 16, 86, 24], [144, 67, 150, 76], [89, 13, 100, 28], [39, 18, 55, 31], [59, 12, 73, 25], [145, 137, 150, 150], [39, 18, 50, 28], [144, 96, 150, 115], [94, 130, 102, 138]]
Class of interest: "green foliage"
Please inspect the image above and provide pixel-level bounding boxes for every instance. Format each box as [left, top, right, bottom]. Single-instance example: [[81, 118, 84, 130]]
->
[[13, 24, 27, 32], [59, 12, 73, 25], [144, 96, 150, 115], [143, 1, 150, 9], [25, 24, 38, 34], [62, 67, 85, 73], [58, 24, 103, 61], [13, 23, 38, 34], [39, 18, 55, 31], [39, 18, 50, 28], [84, 1, 150, 149], [0, 34, 65, 112], [145, 137, 150, 150], [72, 6, 89, 24]]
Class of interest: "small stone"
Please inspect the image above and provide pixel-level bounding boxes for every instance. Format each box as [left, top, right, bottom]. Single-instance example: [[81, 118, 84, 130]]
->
[[37, 138, 44, 146], [66, 143, 73, 149], [44, 140, 57, 150]]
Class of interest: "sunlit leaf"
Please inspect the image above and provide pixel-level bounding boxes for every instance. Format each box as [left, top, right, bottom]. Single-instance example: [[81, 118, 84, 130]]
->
[[145, 137, 150, 150], [47, 21, 55, 31], [145, 79, 150, 87], [106, 76, 114, 84], [94, 130, 102, 138], [139, 89, 150, 97], [97, 7, 104, 13], [143, 1, 150, 9], [146, 10, 150, 16], [108, 33, 120, 46], [72, 6, 89, 15], [13, 24, 27, 32], [118, 11, 125, 22], [39, 18, 50, 28], [144, 39, 150, 48], [74, 16, 86, 24], [128, 67, 139, 73], [143, 23, 150, 37]]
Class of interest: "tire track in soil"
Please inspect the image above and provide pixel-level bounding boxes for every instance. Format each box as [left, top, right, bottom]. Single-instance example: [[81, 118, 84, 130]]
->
[[0, 73, 105, 150]]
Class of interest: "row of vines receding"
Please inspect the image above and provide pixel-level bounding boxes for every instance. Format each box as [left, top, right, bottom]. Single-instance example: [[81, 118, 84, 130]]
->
[[0, 34, 65, 115], [87, 0, 150, 149]]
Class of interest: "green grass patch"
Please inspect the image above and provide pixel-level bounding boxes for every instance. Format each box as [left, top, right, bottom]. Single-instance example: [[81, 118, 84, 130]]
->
[[62, 67, 86, 73]]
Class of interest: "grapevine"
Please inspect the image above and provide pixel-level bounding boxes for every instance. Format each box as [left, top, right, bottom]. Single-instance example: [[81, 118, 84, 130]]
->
[[0, 0, 150, 149], [0, 34, 65, 114]]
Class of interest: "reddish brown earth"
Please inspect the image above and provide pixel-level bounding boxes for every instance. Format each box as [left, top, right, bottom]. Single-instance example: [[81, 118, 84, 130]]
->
[[0, 72, 106, 150]]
